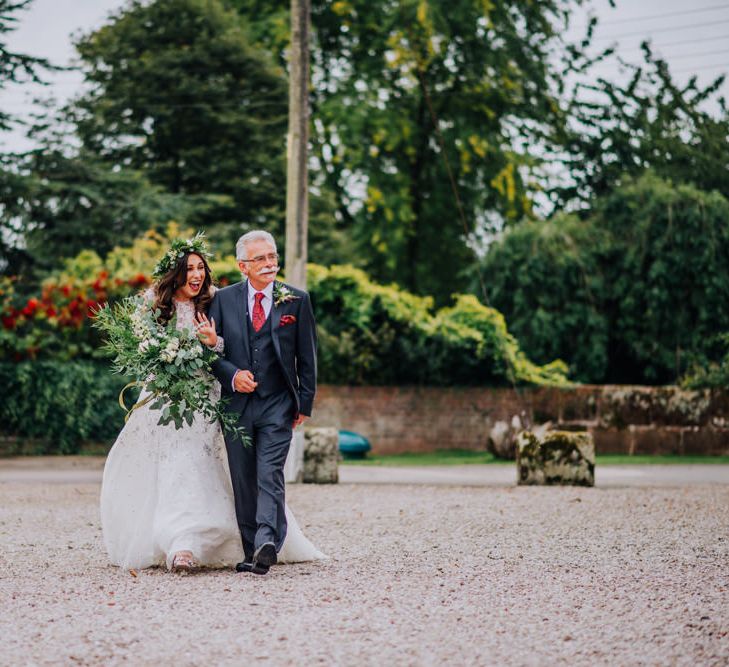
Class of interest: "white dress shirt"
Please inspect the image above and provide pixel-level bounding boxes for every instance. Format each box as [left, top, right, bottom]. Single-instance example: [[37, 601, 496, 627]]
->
[[246, 281, 274, 321], [232, 281, 275, 391]]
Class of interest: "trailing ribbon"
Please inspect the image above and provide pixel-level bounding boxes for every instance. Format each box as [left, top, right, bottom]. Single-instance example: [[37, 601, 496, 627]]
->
[[118, 381, 157, 422]]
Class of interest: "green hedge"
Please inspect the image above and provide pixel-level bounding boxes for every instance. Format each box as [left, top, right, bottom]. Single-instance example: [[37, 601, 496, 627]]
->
[[478, 213, 609, 382], [0, 361, 129, 453], [0, 253, 570, 453], [684, 335, 729, 389], [0, 265, 569, 453], [309, 264, 567, 387]]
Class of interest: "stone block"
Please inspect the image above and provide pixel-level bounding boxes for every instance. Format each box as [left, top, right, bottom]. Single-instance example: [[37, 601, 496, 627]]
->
[[487, 415, 524, 460], [303, 427, 339, 484], [517, 430, 595, 487]]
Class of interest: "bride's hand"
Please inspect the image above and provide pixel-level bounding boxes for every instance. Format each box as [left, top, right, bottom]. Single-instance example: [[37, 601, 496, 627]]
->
[[195, 313, 217, 347]]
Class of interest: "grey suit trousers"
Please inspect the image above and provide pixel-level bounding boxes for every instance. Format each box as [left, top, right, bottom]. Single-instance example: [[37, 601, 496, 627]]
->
[[223, 390, 295, 555]]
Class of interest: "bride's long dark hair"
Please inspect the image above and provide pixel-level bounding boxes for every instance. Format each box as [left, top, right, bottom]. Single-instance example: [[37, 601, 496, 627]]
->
[[153, 251, 214, 324]]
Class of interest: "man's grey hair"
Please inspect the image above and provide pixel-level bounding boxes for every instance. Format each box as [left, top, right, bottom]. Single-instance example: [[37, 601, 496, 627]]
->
[[236, 230, 277, 260]]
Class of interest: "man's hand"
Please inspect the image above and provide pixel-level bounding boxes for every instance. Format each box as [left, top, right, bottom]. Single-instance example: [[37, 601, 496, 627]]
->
[[292, 413, 308, 429], [233, 370, 257, 393]]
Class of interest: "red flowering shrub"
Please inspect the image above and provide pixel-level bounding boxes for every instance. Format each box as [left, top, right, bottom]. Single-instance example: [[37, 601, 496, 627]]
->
[[0, 271, 152, 361]]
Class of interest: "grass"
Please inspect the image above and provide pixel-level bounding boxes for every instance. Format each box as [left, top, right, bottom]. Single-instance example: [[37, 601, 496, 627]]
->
[[595, 454, 729, 465], [341, 449, 729, 466], [341, 450, 509, 466]]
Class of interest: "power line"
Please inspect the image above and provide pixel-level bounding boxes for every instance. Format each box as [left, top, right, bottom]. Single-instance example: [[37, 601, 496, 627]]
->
[[673, 62, 729, 74], [594, 17, 729, 41], [657, 47, 729, 62], [577, 3, 729, 29], [643, 33, 729, 49], [566, 40, 729, 61], [582, 60, 729, 77]]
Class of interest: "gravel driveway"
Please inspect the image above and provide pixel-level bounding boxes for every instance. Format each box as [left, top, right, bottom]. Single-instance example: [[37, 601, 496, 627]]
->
[[1, 478, 727, 666]]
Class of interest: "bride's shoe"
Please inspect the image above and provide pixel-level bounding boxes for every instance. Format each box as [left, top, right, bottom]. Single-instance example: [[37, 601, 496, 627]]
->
[[170, 551, 197, 573]]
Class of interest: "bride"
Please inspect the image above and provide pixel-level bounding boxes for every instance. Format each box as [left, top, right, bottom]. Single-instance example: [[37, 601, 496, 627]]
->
[[100, 236, 324, 572]]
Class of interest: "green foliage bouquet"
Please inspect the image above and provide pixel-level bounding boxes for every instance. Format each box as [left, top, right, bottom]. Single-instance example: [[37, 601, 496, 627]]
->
[[94, 296, 250, 445]]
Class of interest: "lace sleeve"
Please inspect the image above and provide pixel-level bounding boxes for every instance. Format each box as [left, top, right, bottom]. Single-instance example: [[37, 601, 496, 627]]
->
[[210, 336, 224, 354], [142, 287, 156, 304], [205, 285, 223, 352]]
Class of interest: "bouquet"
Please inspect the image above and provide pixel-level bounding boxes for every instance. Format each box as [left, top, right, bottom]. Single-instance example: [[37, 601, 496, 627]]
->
[[94, 295, 250, 446]]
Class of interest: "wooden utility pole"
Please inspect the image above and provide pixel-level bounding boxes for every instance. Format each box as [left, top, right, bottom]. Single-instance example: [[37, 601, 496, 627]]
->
[[284, 0, 310, 289], [283, 0, 311, 485]]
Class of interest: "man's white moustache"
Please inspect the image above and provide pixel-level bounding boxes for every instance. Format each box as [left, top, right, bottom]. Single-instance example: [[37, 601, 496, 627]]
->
[[258, 267, 279, 275]]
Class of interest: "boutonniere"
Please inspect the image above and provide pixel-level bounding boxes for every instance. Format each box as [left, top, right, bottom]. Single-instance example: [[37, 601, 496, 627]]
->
[[273, 282, 300, 307]]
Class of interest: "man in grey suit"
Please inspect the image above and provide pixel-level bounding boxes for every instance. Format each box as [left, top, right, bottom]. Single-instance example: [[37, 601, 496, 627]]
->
[[209, 230, 317, 574]]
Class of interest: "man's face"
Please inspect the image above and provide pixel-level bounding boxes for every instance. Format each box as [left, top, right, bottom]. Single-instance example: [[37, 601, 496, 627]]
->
[[238, 239, 279, 289]]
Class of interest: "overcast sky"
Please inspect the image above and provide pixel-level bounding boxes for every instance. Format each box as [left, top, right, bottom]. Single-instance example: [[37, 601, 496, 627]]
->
[[1, 0, 728, 152]]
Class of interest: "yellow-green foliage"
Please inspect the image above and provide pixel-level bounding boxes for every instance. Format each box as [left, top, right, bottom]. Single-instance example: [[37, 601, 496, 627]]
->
[[56, 224, 184, 284], [47, 237, 568, 387], [308, 264, 568, 387], [56, 223, 242, 286]]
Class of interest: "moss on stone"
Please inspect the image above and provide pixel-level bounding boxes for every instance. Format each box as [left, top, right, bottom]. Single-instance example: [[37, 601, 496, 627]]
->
[[517, 430, 595, 487]]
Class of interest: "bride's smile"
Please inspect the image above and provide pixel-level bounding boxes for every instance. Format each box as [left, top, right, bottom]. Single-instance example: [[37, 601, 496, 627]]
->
[[175, 253, 206, 300]]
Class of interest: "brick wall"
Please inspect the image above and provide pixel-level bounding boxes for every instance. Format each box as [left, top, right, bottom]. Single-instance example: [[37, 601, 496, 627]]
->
[[308, 385, 729, 456]]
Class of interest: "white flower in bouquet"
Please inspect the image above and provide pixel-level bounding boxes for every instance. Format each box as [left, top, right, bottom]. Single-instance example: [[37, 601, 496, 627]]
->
[[93, 295, 250, 446], [160, 337, 180, 363]]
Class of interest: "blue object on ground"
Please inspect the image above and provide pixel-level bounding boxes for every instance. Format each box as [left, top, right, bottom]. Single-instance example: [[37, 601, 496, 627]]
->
[[339, 430, 371, 459]]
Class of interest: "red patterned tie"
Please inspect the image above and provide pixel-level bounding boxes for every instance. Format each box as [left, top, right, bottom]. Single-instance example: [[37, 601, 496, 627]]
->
[[252, 292, 266, 332]]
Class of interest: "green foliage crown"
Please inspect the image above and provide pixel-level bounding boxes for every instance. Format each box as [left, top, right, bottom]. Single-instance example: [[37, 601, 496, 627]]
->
[[152, 232, 212, 279]]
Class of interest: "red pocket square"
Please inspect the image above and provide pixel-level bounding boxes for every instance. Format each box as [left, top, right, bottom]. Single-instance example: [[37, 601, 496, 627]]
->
[[279, 314, 297, 327]]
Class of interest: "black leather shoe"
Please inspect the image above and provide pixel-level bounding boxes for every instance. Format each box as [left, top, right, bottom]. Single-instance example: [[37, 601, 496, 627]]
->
[[236, 560, 269, 575], [235, 542, 277, 575], [253, 542, 277, 568]]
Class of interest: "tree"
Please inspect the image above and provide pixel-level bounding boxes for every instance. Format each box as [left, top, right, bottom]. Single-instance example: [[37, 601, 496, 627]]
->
[[0, 144, 212, 279], [596, 173, 729, 383], [482, 172, 729, 384], [0, 0, 57, 273], [479, 212, 609, 382], [555, 43, 729, 208], [0, 0, 55, 131], [72, 0, 290, 246], [231, 0, 589, 301]]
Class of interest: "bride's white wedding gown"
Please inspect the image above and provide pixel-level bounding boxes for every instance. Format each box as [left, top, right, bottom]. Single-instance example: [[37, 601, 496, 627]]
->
[[100, 297, 325, 569]]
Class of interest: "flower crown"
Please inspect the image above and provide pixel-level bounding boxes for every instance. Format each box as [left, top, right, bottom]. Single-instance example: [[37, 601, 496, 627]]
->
[[152, 232, 213, 279]]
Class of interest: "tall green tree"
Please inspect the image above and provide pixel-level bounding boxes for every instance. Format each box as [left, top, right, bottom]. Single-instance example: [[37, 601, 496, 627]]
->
[[0, 142, 212, 279], [232, 0, 588, 301], [72, 0, 289, 246], [556, 43, 729, 207], [0, 0, 57, 273], [0, 0, 55, 131], [482, 172, 729, 384]]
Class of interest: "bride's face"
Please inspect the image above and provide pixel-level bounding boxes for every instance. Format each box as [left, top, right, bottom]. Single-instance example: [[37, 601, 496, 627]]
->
[[175, 253, 206, 300]]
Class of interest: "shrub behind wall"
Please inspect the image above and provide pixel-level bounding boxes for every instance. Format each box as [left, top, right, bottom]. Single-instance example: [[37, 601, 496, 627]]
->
[[0, 361, 129, 453], [308, 264, 568, 387]]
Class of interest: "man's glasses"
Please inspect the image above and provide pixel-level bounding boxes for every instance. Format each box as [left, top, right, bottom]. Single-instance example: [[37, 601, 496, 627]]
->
[[240, 253, 279, 264]]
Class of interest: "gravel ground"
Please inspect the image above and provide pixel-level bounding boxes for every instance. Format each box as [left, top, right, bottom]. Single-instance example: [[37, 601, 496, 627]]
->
[[1, 481, 727, 666]]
